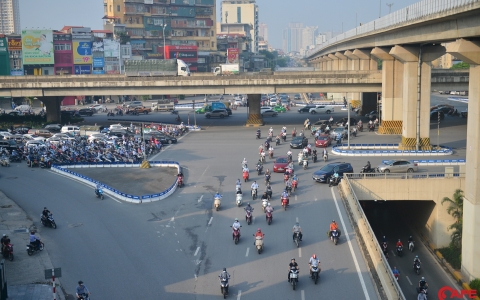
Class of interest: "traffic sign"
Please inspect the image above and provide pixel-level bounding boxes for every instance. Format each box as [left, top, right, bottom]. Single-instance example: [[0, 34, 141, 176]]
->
[[44, 268, 62, 279]]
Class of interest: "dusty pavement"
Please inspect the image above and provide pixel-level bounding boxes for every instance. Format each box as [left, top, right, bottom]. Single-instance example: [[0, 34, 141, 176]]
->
[[0, 191, 66, 300]]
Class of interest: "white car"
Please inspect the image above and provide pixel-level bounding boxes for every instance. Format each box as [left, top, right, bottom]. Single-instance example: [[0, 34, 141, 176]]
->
[[51, 133, 76, 140], [23, 134, 46, 141], [0, 132, 13, 139], [89, 104, 106, 112], [260, 106, 273, 111], [26, 140, 45, 147], [109, 124, 127, 131], [87, 133, 108, 142], [309, 105, 335, 114]]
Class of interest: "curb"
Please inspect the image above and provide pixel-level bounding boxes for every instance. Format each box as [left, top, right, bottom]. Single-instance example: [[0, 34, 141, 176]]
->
[[245, 123, 264, 127]]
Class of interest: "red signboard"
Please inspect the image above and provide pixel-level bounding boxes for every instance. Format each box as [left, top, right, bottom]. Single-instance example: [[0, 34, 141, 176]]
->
[[157, 45, 198, 62], [7, 38, 22, 51], [227, 48, 239, 64]]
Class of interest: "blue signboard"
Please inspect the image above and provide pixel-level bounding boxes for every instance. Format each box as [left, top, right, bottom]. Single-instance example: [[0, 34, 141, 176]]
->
[[74, 65, 91, 75], [92, 69, 105, 75], [93, 57, 104, 67], [10, 70, 24, 76]]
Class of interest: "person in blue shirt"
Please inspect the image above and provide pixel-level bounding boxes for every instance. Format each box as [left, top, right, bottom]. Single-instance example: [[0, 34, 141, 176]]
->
[[29, 231, 41, 250], [214, 192, 222, 199], [76, 281, 90, 299], [281, 190, 289, 198], [95, 183, 101, 195], [392, 266, 400, 278]]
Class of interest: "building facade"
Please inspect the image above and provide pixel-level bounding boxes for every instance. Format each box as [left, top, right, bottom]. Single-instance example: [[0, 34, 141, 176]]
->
[[282, 22, 303, 54], [258, 22, 267, 43], [0, 0, 20, 35], [6, 34, 21, 75], [103, 0, 217, 62], [53, 32, 73, 75], [220, 0, 258, 53]]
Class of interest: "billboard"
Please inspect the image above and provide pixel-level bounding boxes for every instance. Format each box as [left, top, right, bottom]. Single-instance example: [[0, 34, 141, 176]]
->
[[104, 39, 119, 58], [227, 48, 239, 64], [73, 41, 92, 64], [93, 58, 104, 68], [7, 38, 22, 51], [21, 30, 54, 65], [0, 38, 6, 52], [74, 65, 91, 75], [92, 40, 104, 52]]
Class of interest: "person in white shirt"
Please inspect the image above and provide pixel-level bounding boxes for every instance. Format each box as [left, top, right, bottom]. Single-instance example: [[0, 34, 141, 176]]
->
[[308, 254, 321, 277], [231, 218, 241, 239]]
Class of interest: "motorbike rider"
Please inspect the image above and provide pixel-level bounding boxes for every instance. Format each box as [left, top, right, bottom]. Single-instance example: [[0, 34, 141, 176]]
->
[[302, 155, 308, 167], [261, 191, 269, 201], [365, 161, 372, 172], [288, 258, 300, 282], [1, 234, 10, 255], [265, 184, 272, 199], [219, 268, 231, 293], [413, 255, 422, 269], [392, 266, 400, 278], [269, 127, 273, 134], [286, 150, 293, 160], [95, 183, 101, 195], [308, 254, 320, 277], [269, 146, 274, 156], [76, 281, 90, 299], [322, 148, 328, 159], [332, 171, 340, 184], [242, 158, 248, 168], [292, 222, 303, 241], [254, 228, 265, 245], [214, 192, 222, 200], [232, 218, 241, 239], [265, 202, 273, 214], [329, 115, 334, 125], [42, 207, 51, 219], [244, 203, 254, 217], [236, 186, 243, 195], [281, 189, 289, 205], [418, 277, 428, 292], [282, 126, 287, 133], [256, 129, 261, 137], [251, 181, 259, 196], [396, 239, 403, 249], [329, 220, 339, 237], [29, 231, 41, 250]]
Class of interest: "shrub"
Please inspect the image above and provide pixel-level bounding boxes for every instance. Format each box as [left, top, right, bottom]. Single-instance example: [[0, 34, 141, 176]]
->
[[470, 278, 480, 295], [438, 244, 462, 269]]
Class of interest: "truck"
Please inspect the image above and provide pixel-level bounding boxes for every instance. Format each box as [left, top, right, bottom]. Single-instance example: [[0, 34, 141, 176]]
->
[[213, 64, 240, 76], [124, 59, 190, 77]]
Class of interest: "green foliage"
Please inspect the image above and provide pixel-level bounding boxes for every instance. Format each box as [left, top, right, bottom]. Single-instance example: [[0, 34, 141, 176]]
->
[[451, 62, 470, 69], [117, 31, 130, 45], [442, 189, 464, 247], [470, 279, 480, 295], [438, 245, 462, 269], [377, 60, 383, 70]]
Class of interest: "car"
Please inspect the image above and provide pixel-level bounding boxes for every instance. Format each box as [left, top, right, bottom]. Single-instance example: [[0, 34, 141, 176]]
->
[[8, 111, 25, 116], [430, 110, 445, 121], [430, 104, 453, 112], [312, 120, 329, 131], [273, 156, 290, 173], [0, 139, 18, 150], [261, 109, 278, 117], [297, 105, 316, 113], [234, 99, 243, 106], [44, 124, 62, 132], [332, 127, 347, 137], [78, 108, 94, 116], [273, 105, 286, 113], [294, 94, 301, 100], [336, 117, 357, 127], [309, 105, 334, 114], [260, 106, 273, 111], [89, 104, 106, 112], [51, 133, 76, 141], [315, 134, 332, 147], [126, 101, 143, 108], [109, 130, 133, 138], [376, 159, 418, 173], [23, 134, 46, 142], [365, 110, 377, 120], [312, 162, 354, 183], [269, 99, 278, 106], [109, 124, 128, 131], [279, 93, 289, 100], [206, 109, 228, 119], [195, 107, 208, 114], [145, 132, 177, 144], [434, 106, 453, 114], [290, 136, 308, 149]]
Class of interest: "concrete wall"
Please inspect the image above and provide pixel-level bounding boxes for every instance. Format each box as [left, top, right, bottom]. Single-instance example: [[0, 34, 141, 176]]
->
[[349, 177, 465, 248]]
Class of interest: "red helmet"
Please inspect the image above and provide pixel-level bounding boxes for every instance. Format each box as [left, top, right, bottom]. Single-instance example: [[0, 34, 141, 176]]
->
[[312, 254, 316, 259]]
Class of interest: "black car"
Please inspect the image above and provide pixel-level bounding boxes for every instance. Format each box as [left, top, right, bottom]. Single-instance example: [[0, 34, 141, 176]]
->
[[430, 110, 445, 121], [312, 162, 354, 183], [78, 108, 94, 116], [294, 94, 301, 100], [145, 133, 177, 144], [298, 105, 316, 113], [290, 136, 308, 149], [336, 117, 357, 127], [109, 130, 134, 138]]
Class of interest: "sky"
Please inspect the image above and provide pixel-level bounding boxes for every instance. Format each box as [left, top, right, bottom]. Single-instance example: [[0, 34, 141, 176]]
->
[[20, 0, 420, 50]]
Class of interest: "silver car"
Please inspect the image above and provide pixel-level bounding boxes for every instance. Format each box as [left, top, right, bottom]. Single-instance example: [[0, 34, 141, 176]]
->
[[376, 160, 418, 173], [261, 109, 278, 117]]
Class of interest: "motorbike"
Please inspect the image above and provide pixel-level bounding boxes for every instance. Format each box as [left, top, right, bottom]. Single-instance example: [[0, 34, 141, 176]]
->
[[414, 261, 421, 275], [293, 232, 301, 248], [312, 153, 317, 163], [219, 276, 229, 299], [289, 268, 299, 290], [409, 241, 415, 252], [282, 133, 287, 142], [275, 137, 280, 146], [251, 189, 257, 200], [2, 243, 13, 261], [243, 171, 249, 182], [286, 186, 292, 196], [236, 192, 243, 207], [256, 131, 261, 139], [397, 245, 403, 257], [382, 243, 389, 259], [360, 166, 375, 174], [177, 176, 184, 188], [282, 196, 289, 210], [245, 210, 252, 225], [78, 294, 90, 300], [40, 213, 57, 229], [256, 164, 263, 175], [303, 159, 308, 170], [262, 199, 268, 212], [328, 175, 341, 187], [95, 188, 104, 200], [287, 154, 293, 162], [292, 130, 296, 137], [214, 196, 222, 211], [266, 210, 273, 225], [107, 112, 115, 117], [311, 264, 320, 284], [323, 154, 328, 162], [260, 154, 266, 163], [357, 123, 363, 132], [0, 155, 10, 167], [292, 180, 298, 192], [230, 226, 242, 244], [369, 124, 375, 132], [265, 174, 271, 185], [254, 235, 264, 254], [26, 241, 44, 256], [330, 229, 340, 245], [269, 150, 274, 159]]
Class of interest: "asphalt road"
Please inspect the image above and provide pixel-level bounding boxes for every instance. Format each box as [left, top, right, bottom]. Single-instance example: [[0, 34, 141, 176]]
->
[[0, 93, 468, 299]]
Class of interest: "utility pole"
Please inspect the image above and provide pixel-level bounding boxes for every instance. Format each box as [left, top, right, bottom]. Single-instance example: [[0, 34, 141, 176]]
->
[[386, 3, 394, 14], [379, 0, 382, 18]]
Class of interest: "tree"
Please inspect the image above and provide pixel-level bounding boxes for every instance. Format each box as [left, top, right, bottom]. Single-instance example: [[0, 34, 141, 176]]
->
[[451, 62, 470, 69], [441, 189, 464, 248], [117, 31, 130, 45]]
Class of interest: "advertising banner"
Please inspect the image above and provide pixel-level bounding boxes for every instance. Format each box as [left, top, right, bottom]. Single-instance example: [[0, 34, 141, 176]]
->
[[11, 70, 24, 76], [74, 65, 91, 75], [0, 38, 7, 52], [7, 38, 22, 51], [21, 30, 54, 65], [227, 48, 239, 64], [93, 58, 104, 68], [104, 39, 119, 58], [92, 40, 104, 52], [73, 41, 92, 64]]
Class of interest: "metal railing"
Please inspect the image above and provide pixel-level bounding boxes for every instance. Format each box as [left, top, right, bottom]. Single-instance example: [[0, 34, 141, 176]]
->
[[346, 172, 465, 180], [343, 176, 406, 300], [307, 0, 479, 57]]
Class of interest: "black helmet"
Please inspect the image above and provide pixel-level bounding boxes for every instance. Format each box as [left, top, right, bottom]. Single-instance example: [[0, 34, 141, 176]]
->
[[223, 268, 226, 272], [44, 207, 47, 209], [30, 231, 35, 234], [78, 281, 83, 285]]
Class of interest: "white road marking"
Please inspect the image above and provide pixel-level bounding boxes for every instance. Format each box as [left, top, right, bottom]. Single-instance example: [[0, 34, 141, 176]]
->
[[295, 195, 298, 201], [315, 197, 318, 201], [208, 217, 213, 225], [199, 165, 209, 181], [296, 217, 299, 223], [391, 250, 396, 256], [194, 274, 197, 281], [237, 290, 242, 300], [198, 195, 203, 203], [331, 188, 371, 300], [405, 276, 413, 285], [245, 247, 250, 257], [171, 217, 175, 222], [301, 290, 305, 300], [194, 246, 200, 256], [299, 247, 302, 257], [252, 216, 255, 224]]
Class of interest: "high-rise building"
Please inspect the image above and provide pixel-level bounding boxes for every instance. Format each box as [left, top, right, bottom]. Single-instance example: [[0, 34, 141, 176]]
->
[[220, 0, 259, 53], [258, 22, 268, 42], [282, 22, 303, 54], [0, 0, 20, 34], [103, 0, 217, 70], [301, 26, 317, 52]]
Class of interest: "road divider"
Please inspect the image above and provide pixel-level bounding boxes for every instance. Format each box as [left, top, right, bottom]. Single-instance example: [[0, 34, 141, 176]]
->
[[332, 143, 454, 157]]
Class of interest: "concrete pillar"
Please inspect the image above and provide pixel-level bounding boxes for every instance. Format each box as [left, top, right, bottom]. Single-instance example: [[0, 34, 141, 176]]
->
[[389, 45, 445, 150], [323, 56, 332, 71], [370, 58, 378, 70], [327, 54, 339, 70], [371, 47, 403, 134], [353, 49, 373, 70], [246, 94, 263, 126], [344, 50, 360, 71], [447, 39, 480, 281], [335, 52, 348, 70], [42, 96, 62, 123]]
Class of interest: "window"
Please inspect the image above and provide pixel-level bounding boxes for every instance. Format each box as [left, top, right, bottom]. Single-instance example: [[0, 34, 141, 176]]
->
[[54, 43, 72, 51], [211, 42, 214, 48], [109, 5, 112, 12], [136, 17, 140, 24], [237, 7, 241, 23], [117, 5, 120, 12]]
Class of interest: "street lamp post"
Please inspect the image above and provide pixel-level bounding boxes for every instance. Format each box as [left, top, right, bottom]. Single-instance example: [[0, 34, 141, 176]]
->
[[162, 24, 167, 59]]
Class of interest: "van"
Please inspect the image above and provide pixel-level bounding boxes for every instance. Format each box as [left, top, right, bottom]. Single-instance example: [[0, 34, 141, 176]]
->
[[15, 105, 31, 112], [61, 126, 80, 135], [152, 103, 175, 112]]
